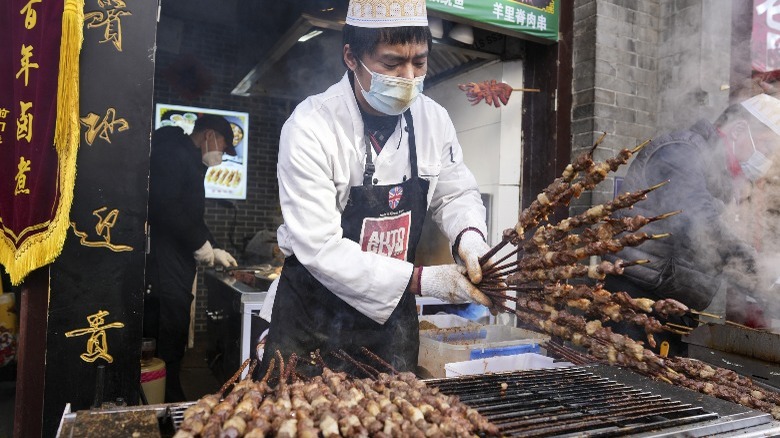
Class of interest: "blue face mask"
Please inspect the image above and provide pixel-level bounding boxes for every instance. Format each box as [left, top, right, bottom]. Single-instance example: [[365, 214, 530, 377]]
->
[[354, 61, 425, 115], [738, 125, 773, 182]]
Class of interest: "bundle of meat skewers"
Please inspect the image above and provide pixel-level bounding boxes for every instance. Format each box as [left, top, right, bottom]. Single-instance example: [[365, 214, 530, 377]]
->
[[174, 349, 499, 438], [175, 133, 780, 437], [475, 133, 780, 419]]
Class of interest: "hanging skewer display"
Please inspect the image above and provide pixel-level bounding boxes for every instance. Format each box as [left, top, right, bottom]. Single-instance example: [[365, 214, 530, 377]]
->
[[457, 79, 540, 107]]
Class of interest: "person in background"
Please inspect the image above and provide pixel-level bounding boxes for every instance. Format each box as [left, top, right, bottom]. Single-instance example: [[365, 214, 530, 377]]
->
[[604, 93, 780, 355], [259, 0, 497, 376], [144, 114, 239, 402]]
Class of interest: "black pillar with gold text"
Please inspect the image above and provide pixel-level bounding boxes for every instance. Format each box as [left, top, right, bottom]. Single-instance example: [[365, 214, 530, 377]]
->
[[42, 2, 157, 435]]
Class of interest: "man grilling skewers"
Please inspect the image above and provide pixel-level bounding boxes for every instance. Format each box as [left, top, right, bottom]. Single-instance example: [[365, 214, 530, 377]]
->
[[604, 93, 780, 354], [259, 0, 495, 377]]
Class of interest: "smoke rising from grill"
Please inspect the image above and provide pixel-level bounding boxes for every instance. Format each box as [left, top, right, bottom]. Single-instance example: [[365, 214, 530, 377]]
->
[[635, 2, 780, 329]]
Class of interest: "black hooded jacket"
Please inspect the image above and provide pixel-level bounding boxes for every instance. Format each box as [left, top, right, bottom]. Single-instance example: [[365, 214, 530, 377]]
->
[[146, 126, 214, 292], [605, 120, 758, 310]]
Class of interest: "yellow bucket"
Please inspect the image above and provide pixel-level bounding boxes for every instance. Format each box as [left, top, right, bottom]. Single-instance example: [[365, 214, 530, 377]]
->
[[0, 292, 16, 333], [140, 358, 166, 405], [0, 292, 16, 367]]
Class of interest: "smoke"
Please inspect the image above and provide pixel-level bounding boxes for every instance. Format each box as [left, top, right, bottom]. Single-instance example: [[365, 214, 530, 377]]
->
[[646, 2, 780, 329], [746, 165, 780, 327]]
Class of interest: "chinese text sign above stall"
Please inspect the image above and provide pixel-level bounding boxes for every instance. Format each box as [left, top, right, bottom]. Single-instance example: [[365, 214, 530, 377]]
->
[[155, 104, 250, 200], [752, 0, 780, 72], [427, 0, 558, 42], [0, 0, 83, 285]]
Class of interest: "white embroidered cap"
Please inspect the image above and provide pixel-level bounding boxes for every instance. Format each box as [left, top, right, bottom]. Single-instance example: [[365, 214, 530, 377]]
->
[[741, 93, 780, 138], [346, 0, 428, 28]]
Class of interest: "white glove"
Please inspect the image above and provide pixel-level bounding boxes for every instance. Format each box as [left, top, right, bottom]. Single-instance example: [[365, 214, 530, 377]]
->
[[193, 241, 214, 266], [456, 229, 492, 283], [213, 248, 238, 267], [419, 264, 492, 307]]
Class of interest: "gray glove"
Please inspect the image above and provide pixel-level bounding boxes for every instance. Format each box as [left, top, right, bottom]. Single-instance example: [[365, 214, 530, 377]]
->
[[193, 241, 214, 266], [213, 248, 238, 267], [455, 230, 492, 283], [420, 264, 492, 307]]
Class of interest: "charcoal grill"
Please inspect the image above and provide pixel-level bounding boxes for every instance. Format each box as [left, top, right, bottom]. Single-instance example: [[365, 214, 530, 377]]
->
[[684, 323, 780, 391], [426, 365, 780, 437], [59, 365, 780, 437]]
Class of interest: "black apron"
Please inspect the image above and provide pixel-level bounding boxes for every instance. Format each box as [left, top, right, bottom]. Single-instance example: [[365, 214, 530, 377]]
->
[[261, 110, 429, 377]]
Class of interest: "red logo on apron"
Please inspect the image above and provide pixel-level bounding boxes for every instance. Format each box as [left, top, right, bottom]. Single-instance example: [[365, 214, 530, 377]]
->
[[359, 211, 411, 260]]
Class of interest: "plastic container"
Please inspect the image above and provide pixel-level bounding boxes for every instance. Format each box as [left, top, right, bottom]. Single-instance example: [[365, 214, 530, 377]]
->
[[418, 325, 549, 378], [445, 353, 573, 377], [419, 314, 481, 331], [140, 358, 166, 405]]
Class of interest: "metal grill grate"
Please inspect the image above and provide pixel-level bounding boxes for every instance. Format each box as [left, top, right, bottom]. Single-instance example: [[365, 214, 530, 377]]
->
[[425, 365, 774, 437], [156, 366, 778, 437]]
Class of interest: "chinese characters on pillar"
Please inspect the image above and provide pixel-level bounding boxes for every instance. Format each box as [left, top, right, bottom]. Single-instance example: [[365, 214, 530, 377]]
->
[[71, 206, 134, 252], [84, 0, 132, 52], [80, 108, 130, 145], [65, 310, 125, 363]]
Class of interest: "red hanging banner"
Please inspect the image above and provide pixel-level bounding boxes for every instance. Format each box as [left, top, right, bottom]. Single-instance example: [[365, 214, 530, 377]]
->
[[0, 0, 83, 285]]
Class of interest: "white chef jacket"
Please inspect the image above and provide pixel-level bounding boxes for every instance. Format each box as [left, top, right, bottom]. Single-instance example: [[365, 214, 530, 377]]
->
[[276, 72, 487, 324]]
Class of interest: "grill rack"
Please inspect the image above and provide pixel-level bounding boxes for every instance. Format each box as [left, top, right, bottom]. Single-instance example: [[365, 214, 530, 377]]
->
[[425, 365, 777, 437], [61, 365, 779, 437]]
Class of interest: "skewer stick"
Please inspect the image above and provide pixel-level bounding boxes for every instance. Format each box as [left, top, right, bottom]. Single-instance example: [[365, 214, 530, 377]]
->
[[622, 259, 651, 267], [591, 132, 608, 154], [665, 322, 693, 332], [478, 239, 510, 266], [725, 320, 761, 331], [631, 139, 652, 154], [662, 327, 689, 335], [652, 210, 682, 222], [688, 309, 722, 319], [220, 358, 252, 395], [360, 347, 398, 374], [657, 375, 674, 385], [481, 246, 521, 276], [481, 290, 519, 302], [260, 357, 276, 384], [495, 302, 517, 314], [514, 88, 540, 92], [644, 179, 671, 193]]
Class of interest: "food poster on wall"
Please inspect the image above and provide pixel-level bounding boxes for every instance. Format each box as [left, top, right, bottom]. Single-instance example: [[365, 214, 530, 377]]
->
[[155, 104, 249, 199]]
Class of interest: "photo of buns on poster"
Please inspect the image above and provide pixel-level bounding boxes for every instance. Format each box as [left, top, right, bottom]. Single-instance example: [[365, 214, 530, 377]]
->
[[155, 103, 249, 200]]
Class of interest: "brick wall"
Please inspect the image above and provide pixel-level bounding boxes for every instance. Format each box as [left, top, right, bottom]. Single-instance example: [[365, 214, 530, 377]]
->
[[571, 0, 734, 213], [572, 0, 660, 211], [657, 0, 732, 131], [153, 15, 295, 333]]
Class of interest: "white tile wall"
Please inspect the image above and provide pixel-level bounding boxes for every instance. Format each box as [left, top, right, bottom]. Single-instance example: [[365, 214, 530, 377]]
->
[[426, 60, 524, 246]]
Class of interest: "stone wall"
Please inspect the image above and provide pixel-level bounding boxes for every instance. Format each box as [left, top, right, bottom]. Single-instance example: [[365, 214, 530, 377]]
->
[[571, 0, 734, 211]]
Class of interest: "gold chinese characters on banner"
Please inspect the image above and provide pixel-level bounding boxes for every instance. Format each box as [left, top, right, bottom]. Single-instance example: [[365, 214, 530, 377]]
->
[[0, 0, 84, 284]]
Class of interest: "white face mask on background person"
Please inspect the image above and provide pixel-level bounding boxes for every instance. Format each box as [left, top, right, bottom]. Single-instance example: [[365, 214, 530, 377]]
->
[[355, 61, 425, 115], [738, 124, 773, 182], [202, 132, 224, 167]]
